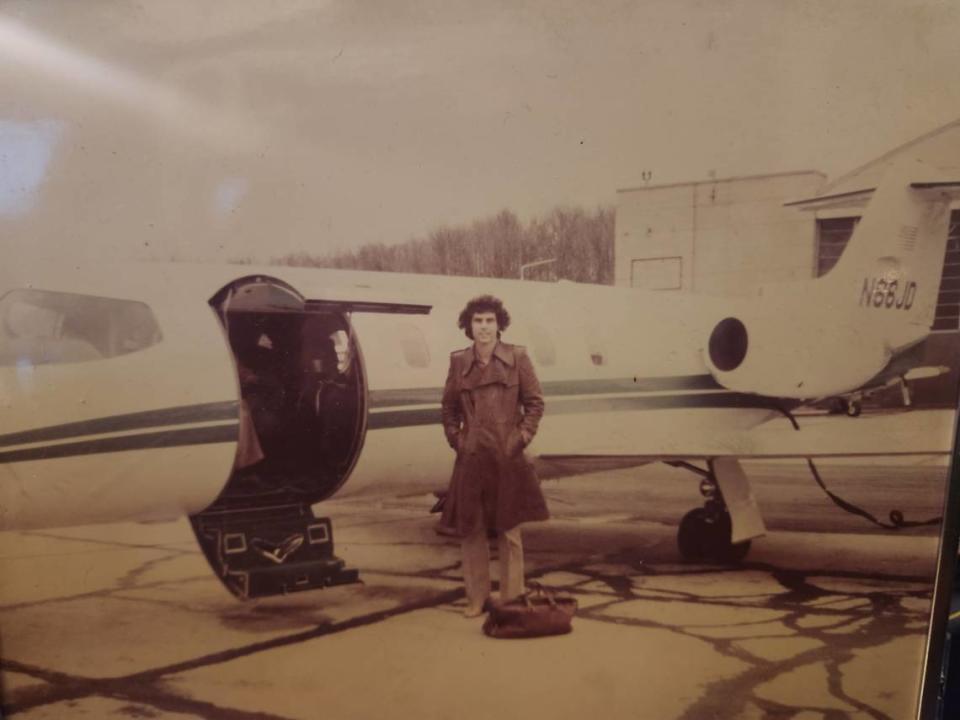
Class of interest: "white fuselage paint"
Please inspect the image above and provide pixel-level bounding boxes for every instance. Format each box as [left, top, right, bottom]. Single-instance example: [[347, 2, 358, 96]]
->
[[3, 156, 956, 532], [0, 261, 779, 530]]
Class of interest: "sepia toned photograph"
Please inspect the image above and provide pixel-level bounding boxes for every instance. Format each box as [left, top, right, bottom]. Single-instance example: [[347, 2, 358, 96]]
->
[[3, 2, 960, 718]]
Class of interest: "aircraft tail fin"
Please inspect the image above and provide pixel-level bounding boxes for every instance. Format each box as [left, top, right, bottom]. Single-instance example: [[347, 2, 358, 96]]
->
[[816, 160, 960, 338]]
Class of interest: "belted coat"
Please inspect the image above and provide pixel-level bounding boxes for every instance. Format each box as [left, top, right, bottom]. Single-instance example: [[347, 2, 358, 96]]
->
[[438, 342, 549, 536]]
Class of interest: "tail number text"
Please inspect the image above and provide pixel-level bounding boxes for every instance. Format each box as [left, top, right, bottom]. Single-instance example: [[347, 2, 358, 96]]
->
[[860, 278, 917, 310]]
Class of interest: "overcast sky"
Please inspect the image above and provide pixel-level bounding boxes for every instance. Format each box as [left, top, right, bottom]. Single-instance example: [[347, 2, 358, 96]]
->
[[3, 0, 960, 263]]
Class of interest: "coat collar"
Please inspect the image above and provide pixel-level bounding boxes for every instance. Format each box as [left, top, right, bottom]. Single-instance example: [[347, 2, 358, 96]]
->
[[461, 341, 515, 376]]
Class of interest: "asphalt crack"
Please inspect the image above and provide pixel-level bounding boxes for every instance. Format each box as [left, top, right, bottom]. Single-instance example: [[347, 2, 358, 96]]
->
[[546, 559, 931, 720], [1, 534, 935, 719]]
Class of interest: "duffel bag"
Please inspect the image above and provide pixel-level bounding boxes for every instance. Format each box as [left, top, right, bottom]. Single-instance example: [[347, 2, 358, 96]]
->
[[482, 583, 577, 639]]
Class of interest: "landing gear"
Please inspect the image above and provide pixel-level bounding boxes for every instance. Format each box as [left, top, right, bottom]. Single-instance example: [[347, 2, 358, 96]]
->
[[671, 462, 752, 563], [677, 506, 751, 563]]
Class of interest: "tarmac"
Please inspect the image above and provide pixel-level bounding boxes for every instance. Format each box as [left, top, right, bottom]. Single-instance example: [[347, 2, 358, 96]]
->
[[0, 412, 954, 720]]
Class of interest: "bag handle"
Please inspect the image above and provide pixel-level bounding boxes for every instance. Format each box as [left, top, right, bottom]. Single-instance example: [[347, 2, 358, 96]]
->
[[524, 582, 558, 608]]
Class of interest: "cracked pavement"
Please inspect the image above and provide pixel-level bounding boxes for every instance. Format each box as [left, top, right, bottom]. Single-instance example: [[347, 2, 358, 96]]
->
[[0, 460, 948, 720]]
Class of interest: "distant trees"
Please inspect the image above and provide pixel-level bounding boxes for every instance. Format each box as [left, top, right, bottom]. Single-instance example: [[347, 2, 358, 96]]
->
[[272, 205, 615, 285]]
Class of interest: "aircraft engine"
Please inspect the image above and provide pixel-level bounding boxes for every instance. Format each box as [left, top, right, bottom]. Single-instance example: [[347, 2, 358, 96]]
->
[[703, 313, 890, 401]]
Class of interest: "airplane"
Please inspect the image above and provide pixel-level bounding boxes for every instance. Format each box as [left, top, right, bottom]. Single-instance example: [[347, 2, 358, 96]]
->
[[1, 158, 958, 599]]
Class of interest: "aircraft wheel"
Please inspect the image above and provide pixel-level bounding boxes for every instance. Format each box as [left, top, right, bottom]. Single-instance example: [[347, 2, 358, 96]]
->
[[678, 509, 710, 561], [845, 399, 862, 417], [712, 511, 752, 562], [677, 508, 751, 563]]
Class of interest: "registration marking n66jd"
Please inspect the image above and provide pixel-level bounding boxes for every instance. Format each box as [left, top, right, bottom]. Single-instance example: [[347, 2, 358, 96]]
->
[[860, 277, 917, 310]]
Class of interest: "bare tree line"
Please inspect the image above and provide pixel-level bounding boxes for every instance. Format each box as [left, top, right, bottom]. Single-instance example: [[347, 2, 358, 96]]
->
[[270, 205, 615, 284]]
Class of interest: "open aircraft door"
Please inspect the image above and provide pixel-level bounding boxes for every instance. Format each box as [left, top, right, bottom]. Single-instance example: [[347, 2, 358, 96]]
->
[[193, 275, 429, 599]]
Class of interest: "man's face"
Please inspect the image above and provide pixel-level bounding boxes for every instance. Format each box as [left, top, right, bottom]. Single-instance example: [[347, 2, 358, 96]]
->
[[471, 311, 498, 344]]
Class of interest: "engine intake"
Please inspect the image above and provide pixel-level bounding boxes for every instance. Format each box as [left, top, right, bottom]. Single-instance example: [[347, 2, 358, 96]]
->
[[703, 310, 890, 401], [708, 317, 748, 372]]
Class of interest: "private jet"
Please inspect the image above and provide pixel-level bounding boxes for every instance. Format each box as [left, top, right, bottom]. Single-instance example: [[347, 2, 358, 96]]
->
[[1, 159, 958, 598]]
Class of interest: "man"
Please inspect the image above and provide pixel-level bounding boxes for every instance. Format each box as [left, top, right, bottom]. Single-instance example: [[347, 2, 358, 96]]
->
[[438, 294, 549, 617]]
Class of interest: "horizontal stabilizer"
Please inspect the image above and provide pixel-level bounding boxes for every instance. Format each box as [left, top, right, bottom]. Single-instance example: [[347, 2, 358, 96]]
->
[[903, 365, 950, 382]]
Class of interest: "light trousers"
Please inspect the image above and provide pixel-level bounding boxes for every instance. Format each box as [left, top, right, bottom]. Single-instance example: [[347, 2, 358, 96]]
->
[[461, 520, 524, 607]]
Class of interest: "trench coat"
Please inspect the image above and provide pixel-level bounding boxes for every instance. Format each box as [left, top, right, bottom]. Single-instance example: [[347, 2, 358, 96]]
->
[[437, 341, 549, 537]]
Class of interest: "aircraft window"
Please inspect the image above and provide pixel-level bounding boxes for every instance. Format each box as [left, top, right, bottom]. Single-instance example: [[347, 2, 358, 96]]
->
[[0, 289, 162, 366], [527, 323, 556, 366], [585, 326, 607, 366], [399, 323, 430, 368]]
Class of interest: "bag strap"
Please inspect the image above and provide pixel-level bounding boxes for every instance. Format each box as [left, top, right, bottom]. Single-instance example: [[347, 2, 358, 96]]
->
[[525, 582, 557, 608]]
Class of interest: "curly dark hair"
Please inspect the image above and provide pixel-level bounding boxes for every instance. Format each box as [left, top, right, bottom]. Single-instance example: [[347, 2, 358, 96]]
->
[[457, 295, 511, 340]]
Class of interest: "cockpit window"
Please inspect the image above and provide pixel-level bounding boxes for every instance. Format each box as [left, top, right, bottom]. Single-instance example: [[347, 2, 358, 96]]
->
[[398, 323, 430, 368], [0, 289, 162, 366]]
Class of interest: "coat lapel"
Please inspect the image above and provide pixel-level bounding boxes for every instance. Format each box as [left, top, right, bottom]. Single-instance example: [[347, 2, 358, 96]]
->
[[460, 342, 516, 390]]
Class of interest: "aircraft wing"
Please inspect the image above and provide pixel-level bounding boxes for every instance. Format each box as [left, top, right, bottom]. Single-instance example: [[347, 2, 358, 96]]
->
[[533, 408, 953, 466], [533, 455, 657, 481], [530, 409, 953, 552]]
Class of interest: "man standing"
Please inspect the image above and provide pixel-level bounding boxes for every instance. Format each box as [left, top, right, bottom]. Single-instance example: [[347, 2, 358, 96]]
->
[[439, 295, 549, 617]]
